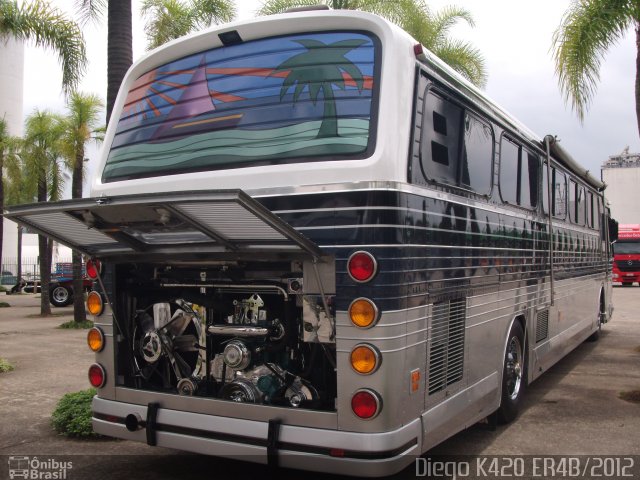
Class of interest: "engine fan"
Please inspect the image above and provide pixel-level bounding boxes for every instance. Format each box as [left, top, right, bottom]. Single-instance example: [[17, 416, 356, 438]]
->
[[133, 302, 203, 394]]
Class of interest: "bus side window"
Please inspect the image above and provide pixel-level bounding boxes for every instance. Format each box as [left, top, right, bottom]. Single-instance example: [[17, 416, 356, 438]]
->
[[553, 168, 567, 219], [499, 136, 519, 204], [499, 136, 538, 208], [569, 180, 586, 225], [460, 113, 493, 194], [542, 164, 548, 214], [421, 90, 462, 186], [521, 150, 539, 208], [419, 88, 493, 194]]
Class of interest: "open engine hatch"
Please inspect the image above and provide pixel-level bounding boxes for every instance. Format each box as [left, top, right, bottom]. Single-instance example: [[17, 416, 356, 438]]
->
[[4, 190, 321, 261]]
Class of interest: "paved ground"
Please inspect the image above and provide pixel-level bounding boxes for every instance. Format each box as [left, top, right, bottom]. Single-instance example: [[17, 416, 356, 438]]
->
[[0, 289, 639, 479]]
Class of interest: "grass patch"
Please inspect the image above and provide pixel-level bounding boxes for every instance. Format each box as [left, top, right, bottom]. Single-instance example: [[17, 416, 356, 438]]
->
[[0, 286, 7, 292], [0, 358, 14, 373], [51, 388, 101, 438], [58, 319, 93, 329], [619, 390, 640, 404], [0, 302, 10, 308]]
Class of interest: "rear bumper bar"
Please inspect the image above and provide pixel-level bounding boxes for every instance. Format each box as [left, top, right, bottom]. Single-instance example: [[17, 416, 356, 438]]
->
[[92, 396, 421, 477]]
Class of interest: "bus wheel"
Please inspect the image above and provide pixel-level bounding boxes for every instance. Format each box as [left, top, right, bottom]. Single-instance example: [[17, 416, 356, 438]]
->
[[588, 298, 605, 342], [495, 321, 525, 424]]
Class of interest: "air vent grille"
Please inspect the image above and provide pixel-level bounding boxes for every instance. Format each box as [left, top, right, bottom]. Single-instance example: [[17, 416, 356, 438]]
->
[[536, 310, 549, 343], [428, 298, 466, 395]]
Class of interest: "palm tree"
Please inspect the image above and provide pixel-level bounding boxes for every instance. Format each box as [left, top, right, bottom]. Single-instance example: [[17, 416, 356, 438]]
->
[[274, 38, 366, 138], [61, 92, 103, 323], [257, 0, 487, 87], [0, 0, 87, 95], [23, 110, 67, 316], [3, 135, 36, 287], [0, 118, 22, 275], [552, 0, 640, 137], [141, 0, 236, 50], [77, 0, 132, 123]]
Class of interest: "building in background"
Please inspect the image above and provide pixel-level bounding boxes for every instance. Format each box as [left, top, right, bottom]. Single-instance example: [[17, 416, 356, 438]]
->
[[601, 147, 640, 224]]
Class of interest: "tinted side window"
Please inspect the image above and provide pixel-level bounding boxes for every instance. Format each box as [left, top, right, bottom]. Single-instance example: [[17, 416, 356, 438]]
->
[[499, 137, 519, 204], [421, 90, 462, 186], [420, 89, 493, 194], [553, 169, 567, 219], [499, 136, 538, 208], [460, 113, 493, 194], [569, 180, 586, 225], [542, 164, 548, 214], [521, 151, 539, 208]]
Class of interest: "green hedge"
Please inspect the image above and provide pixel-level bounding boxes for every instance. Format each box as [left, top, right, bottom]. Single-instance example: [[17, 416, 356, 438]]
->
[[51, 388, 101, 438]]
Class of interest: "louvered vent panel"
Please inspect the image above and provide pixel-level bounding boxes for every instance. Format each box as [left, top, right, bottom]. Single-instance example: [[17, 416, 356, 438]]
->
[[428, 298, 466, 395], [175, 203, 287, 240], [536, 309, 549, 343]]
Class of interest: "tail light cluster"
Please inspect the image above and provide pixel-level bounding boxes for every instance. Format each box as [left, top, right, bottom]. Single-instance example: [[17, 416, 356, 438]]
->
[[347, 250, 382, 420], [86, 257, 106, 388]]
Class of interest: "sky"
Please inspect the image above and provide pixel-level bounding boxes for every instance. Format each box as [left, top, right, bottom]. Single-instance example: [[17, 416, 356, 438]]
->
[[22, 0, 639, 184]]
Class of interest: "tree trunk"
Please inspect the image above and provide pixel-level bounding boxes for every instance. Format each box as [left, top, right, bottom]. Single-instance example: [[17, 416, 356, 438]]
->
[[106, 0, 133, 124], [635, 21, 639, 139], [0, 149, 4, 271], [72, 147, 85, 322], [38, 234, 51, 316], [37, 179, 51, 316], [317, 83, 338, 138], [17, 226, 22, 282]]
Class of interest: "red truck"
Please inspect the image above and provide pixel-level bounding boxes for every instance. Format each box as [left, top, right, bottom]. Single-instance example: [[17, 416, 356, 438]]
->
[[612, 224, 640, 286], [49, 262, 93, 307]]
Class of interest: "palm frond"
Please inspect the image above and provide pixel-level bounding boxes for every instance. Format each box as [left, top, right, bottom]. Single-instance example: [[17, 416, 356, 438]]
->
[[0, 0, 87, 95], [75, 0, 106, 25], [193, 0, 236, 29], [433, 38, 487, 88], [552, 0, 636, 121], [257, 0, 329, 16]]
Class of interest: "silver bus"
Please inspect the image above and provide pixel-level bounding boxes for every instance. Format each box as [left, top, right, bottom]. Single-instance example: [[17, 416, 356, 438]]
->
[[6, 8, 613, 477]]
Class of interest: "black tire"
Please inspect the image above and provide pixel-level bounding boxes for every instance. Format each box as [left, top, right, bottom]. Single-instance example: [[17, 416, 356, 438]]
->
[[588, 297, 605, 342], [495, 321, 526, 424], [50, 285, 72, 307]]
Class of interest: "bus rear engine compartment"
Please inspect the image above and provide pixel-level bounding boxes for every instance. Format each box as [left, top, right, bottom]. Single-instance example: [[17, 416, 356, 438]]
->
[[114, 262, 337, 411]]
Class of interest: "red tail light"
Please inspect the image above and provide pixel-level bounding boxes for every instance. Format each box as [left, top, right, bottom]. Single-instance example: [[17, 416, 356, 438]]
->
[[351, 389, 382, 419], [347, 251, 377, 283], [88, 363, 106, 388], [86, 259, 102, 279]]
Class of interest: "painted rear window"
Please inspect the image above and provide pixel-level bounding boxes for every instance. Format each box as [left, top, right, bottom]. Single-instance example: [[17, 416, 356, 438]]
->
[[103, 31, 379, 182]]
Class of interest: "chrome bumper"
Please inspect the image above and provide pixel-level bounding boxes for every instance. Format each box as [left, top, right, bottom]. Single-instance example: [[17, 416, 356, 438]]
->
[[92, 396, 421, 477]]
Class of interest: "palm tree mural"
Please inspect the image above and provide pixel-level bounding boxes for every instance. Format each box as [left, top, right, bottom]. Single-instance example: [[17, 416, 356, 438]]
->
[[274, 38, 367, 139]]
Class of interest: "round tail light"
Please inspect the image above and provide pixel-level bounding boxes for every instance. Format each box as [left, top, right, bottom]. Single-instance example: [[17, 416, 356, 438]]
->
[[347, 251, 377, 283], [86, 259, 102, 279], [351, 389, 382, 419], [350, 344, 381, 375], [86, 291, 104, 316], [88, 363, 106, 388], [349, 298, 379, 328], [87, 327, 105, 352]]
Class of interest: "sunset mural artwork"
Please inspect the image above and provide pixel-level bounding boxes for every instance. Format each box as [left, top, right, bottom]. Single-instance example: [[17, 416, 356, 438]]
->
[[103, 32, 377, 181]]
